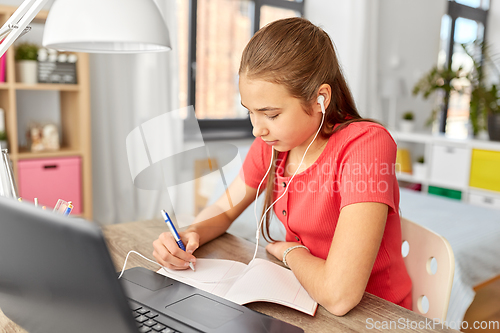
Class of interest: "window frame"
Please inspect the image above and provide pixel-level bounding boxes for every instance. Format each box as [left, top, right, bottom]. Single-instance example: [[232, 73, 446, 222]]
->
[[186, 0, 305, 140], [439, 0, 489, 133]]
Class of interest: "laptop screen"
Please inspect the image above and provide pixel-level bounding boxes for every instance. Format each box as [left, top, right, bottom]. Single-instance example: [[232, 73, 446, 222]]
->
[[0, 197, 137, 333]]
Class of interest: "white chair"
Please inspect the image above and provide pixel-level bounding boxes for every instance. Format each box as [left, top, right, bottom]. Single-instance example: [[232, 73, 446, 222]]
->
[[400, 217, 455, 321]]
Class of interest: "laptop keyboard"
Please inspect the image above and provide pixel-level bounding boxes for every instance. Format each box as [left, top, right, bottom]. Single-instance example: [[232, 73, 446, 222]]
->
[[129, 301, 183, 333]]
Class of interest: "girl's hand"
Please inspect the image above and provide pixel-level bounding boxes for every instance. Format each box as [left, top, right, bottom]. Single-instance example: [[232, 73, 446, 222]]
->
[[153, 231, 199, 270], [265, 241, 302, 261]]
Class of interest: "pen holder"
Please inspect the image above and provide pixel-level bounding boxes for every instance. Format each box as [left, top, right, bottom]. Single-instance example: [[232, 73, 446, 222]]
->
[[53, 199, 70, 214]]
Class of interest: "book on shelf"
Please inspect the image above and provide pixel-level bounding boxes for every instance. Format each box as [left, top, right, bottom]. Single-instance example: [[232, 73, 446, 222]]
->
[[0, 45, 6, 83], [157, 258, 318, 316]]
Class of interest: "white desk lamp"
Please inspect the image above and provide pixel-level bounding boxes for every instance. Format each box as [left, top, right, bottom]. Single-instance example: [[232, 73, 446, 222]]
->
[[0, 0, 171, 57]]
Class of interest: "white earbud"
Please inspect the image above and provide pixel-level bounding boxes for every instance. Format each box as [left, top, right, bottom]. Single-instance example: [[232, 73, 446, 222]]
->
[[317, 95, 326, 114]]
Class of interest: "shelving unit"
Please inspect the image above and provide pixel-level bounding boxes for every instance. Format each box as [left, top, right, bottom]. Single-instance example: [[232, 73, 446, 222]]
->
[[15, 83, 81, 91], [391, 130, 500, 210], [0, 5, 92, 219], [396, 171, 427, 184]]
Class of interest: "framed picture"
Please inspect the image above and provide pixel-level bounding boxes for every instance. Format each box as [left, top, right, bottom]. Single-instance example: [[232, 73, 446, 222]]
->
[[28, 123, 60, 152]]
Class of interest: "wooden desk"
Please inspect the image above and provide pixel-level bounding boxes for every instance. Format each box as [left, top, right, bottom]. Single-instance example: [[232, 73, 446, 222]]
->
[[1, 219, 460, 333]]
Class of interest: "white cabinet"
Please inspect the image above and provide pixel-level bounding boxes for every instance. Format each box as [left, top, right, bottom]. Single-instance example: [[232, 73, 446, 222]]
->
[[429, 144, 470, 190], [468, 190, 500, 210]]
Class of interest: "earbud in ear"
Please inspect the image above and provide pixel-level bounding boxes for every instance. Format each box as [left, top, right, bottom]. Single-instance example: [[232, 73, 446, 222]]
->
[[317, 95, 326, 114]]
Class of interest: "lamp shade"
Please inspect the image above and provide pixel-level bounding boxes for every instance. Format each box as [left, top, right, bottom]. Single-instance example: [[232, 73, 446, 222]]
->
[[42, 0, 171, 53]]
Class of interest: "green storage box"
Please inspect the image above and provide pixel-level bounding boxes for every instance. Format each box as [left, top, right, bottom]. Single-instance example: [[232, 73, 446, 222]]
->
[[428, 186, 462, 200]]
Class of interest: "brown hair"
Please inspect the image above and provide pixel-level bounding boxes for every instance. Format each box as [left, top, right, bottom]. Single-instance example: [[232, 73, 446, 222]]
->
[[239, 17, 377, 242]]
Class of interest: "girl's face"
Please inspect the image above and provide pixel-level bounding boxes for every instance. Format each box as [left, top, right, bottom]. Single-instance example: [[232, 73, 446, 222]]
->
[[239, 75, 323, 153]]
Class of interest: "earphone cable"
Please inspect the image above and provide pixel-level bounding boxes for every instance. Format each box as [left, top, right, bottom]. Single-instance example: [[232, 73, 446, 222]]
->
[[118, 250, 247, 284], [252, 107, 325, 262], [253, 148, 274, 241]]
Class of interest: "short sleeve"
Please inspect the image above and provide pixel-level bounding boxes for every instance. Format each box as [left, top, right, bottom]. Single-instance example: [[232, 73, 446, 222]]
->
[[239, 138, 273, 189], [337, 124, 398, 213]]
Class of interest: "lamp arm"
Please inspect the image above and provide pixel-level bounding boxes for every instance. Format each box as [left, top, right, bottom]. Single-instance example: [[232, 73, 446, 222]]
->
[[0, 0, 50, 57]]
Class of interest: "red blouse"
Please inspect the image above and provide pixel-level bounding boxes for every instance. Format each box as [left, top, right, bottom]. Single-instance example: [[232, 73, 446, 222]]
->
[[240, 121, 412, 309]]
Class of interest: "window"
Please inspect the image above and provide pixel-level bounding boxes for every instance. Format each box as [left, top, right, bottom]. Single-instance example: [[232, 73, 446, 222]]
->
[[454, 0, 490, 10], [438, 0, 489, 138], [194, 0, 253, 120], [180, 0, 305, 139]]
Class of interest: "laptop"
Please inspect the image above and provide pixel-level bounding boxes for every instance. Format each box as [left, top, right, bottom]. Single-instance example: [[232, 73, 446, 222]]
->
[[0, 197, 304, 333]]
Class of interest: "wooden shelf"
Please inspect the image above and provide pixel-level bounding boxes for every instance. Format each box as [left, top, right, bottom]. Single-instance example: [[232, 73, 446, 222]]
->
[[15, 148, 82, 160], [393, 131, 500, 205], [396, 172, 427, 184], [0, 5, 93, 220], [14, 83, 80, 91], [389, 130, 434, 144]]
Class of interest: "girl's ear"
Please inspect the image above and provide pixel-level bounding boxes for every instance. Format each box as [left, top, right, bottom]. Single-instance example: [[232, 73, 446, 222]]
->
[[316, 84, 331, 114]]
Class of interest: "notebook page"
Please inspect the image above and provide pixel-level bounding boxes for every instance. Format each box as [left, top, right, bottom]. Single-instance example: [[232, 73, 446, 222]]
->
[[156, 258, 248, 298], [224, 258, 318, 316]]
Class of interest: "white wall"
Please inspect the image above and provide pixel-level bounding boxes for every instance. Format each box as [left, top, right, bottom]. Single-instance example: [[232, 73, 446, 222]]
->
[[305, 0, 447, 132], [303, 1, 352, 73], [304, 0, 365, 112]]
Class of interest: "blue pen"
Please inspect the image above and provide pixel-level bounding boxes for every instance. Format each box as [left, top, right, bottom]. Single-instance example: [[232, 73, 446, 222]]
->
[[161, 210, 195, 271], [63, 201, 73, 216]]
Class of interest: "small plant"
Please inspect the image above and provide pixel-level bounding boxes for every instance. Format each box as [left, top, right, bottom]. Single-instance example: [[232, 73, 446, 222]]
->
[[417, 156, 425, 164], [402, 111, 414, 121], [413, 65, 466, 128], [15, 43, 39, 61], [0, 131, 6, 141], [413, 66, 465, 99], [462, 40, 500, 136]]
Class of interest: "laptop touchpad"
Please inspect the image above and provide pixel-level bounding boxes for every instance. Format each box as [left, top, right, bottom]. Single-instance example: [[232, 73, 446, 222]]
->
[[166, 294, 243, 329]]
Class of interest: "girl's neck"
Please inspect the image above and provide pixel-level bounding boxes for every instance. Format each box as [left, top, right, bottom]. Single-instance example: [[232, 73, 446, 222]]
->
[[285, 136, 329, 177]]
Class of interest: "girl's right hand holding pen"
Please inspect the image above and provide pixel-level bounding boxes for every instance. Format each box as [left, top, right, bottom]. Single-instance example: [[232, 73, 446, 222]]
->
[[152, 231, 199, 270]]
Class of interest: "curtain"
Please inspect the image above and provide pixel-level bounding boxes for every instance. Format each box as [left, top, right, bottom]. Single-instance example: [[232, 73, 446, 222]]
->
[[89, 0, 181, 225]]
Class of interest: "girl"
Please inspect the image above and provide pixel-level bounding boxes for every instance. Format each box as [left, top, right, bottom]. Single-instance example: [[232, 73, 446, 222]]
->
[[153, 17, 412, 316]]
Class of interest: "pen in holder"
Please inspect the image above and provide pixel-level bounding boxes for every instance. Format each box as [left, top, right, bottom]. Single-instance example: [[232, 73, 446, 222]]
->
[[53, 199, 73, 216]]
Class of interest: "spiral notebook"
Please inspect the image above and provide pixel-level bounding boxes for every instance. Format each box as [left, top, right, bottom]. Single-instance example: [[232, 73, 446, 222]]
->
[[157, 258, 318, 316]]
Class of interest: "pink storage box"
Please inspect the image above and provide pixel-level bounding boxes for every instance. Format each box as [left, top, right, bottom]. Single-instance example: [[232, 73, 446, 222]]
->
[[18, 157, 82, 215]]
